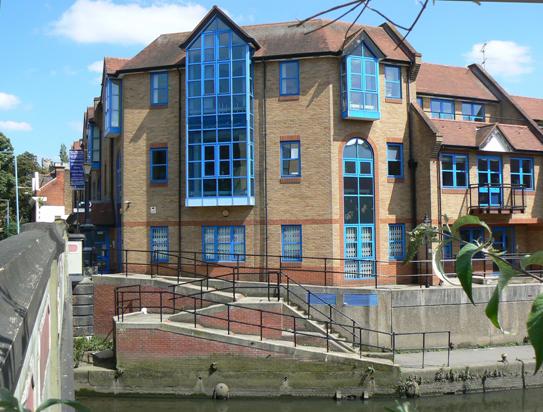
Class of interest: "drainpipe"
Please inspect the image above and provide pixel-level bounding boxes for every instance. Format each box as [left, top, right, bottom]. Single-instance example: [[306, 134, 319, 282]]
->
[[262, 61, 269, 271], [178, 67, 183, 256]]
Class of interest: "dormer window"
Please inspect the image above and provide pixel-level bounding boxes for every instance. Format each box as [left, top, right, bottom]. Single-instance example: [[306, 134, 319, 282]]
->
[[341, 41, 380, 120], [462, 102, 485, 122], [430, 98, 455, 120]]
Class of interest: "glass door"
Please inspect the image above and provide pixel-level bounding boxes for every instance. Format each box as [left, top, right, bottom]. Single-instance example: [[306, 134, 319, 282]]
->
[[478, 156, 502, 207]]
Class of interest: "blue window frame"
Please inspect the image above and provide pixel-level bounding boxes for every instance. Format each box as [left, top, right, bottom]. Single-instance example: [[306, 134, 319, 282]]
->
[[150, 72, 168, 105], [430, 98, 455, 120], [104, 78, 121, 136], [279, 61, 299, 96], [150, 226, 169, 263], [387, 143, 403, 178], [280, 141, 300, 177], [441, 154, 468, 188], [281, 225, 302, 261], [384, 65, 401, 99], [388, 224, 405, 260], [341, 41, 380, 120], [462, 102, 485, 122], [202, 226, 245, 262], [443, 231, 453, 259], [186, 16, 254, 207], [510, 157, 533, 190], [417, 96, 423, 108], [492, 226, 515, 254], [150, 147, 168, 183], [460, 227, 484, 258]]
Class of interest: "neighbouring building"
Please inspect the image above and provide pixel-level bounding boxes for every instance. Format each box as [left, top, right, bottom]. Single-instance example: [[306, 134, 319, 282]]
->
[[32, 163, 71, 222], [77, 6, 543, 285]]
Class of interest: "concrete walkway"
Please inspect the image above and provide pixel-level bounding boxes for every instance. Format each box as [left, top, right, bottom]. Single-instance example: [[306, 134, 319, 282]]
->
[[396, 344, 535, 369]]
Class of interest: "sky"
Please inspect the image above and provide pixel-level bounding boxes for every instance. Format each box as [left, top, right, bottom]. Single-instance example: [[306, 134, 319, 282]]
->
[[0, 0, 542, 161]]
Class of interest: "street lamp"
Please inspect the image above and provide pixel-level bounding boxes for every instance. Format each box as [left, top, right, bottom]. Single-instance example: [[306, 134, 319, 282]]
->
[[0, 151, 20, 234], [83, 162, 91, 224]]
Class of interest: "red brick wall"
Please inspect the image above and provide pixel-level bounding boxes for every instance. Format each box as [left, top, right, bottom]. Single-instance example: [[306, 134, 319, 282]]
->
[[37, 169, 65, 206]]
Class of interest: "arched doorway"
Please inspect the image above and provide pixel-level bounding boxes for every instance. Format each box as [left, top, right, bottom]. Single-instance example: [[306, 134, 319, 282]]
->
[[343, 138, 375, 279]]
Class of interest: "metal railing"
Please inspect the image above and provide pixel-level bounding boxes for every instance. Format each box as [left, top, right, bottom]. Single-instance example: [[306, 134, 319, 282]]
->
[[468, 183, 526, 213]]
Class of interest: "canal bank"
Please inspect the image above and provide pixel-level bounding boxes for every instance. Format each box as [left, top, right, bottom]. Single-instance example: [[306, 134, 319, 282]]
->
[[74, 344, 543, 398]]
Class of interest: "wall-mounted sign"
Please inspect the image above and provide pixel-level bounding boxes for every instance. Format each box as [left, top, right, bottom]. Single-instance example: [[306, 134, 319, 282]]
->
[[69, 150, 85, 189]]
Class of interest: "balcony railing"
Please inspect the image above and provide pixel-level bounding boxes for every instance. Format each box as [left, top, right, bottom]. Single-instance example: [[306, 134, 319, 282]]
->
[[468, 183, 526, 214]]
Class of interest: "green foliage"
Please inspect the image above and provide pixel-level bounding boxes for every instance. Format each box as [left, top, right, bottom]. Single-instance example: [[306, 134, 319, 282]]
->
[[59, 144, 68, 163], [456, 243, 483, 304], [405, 214, 543, 373], [527, 294, 543, 373], [0, 388, 89, 412], [74, 336, 113, 367]]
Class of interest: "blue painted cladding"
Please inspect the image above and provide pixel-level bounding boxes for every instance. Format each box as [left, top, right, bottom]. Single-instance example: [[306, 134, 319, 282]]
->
[[307, 293, 336, 305], [343, 293, 378, 307]]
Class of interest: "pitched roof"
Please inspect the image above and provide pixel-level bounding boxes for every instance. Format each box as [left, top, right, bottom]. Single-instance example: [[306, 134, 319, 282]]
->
[[104, 57, 129, 75], [512, 95, 543, 121], [417, 63, 498, 102], [119, 19, 412, 73], [431, 119, 543, 152]]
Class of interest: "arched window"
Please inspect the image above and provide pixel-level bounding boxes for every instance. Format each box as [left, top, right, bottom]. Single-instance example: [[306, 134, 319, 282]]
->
[[343, 138, 375, 278], [341, 41, 380, 120]]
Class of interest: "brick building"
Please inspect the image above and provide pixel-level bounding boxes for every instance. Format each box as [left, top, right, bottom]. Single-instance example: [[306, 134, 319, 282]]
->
[[78, 6, 543, 284]]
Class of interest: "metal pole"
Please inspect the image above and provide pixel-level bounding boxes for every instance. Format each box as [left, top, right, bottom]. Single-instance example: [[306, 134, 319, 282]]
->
[[422, 332, 426, 369], [447, 331, 451, 367], [260, 311, 263, 341], [293, 317, 297, 347], [14, 154, 20, 234], [227, 305, 231, 335], [326, 321, 330, 352]]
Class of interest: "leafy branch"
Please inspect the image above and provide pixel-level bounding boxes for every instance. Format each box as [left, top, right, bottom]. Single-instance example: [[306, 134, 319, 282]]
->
[[405, 215, 543, 373]]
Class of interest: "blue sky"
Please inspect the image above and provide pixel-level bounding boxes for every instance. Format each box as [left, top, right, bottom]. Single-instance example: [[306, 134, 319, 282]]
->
[[0, 0, 542, 161]]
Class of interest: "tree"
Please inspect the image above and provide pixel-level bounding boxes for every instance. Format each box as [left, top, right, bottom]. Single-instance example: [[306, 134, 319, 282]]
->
[[59, 143, 68, 163], [16, 151, 41, 224], [0, 133, 15, 239], [406, 215, 543, 373]]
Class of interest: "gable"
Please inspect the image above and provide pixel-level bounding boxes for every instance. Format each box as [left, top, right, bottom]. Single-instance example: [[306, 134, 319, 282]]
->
[[480, 129, 513, 153]]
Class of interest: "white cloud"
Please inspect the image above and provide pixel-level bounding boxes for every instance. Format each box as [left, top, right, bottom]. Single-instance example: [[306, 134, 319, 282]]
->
[[51, 0, 207, 45], [465, 40, 533, 78], [88, 60, 103, 73], [0, 121, 32, 132], [0, 93, 21, 110]]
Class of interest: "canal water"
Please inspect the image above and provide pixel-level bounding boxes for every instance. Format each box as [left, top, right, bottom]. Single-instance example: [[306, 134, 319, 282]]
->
[[79, 388, 543, 411]]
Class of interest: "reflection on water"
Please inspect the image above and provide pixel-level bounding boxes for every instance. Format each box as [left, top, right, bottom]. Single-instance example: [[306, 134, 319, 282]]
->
[[79, 388, 543, 412]]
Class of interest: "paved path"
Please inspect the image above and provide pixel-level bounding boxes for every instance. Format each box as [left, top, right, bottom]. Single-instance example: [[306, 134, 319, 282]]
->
[[396, 344, 535, 369]]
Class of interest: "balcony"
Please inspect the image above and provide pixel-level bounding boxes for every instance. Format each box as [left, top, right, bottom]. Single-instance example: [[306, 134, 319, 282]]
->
[[468, 183, 526, 214]]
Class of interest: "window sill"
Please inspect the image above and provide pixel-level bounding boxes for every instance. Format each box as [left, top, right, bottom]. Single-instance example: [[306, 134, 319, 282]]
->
[[385, 98, 403, 104], [280, 177, 302, 184], [281, 261, 303, 267], [387, 177, 404, 183], [442, 188, 467, 194], [278, 95, 300, 102], [150, 182, 168, 188], [150, 104, 168, 109]]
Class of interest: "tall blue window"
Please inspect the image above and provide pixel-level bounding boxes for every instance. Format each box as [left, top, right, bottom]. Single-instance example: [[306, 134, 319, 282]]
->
[[343, 139, 375, 279], [441, 154, 468, 188], [460, 227, 484, 258], [186, 16, 254, 207], [280, 141, 300, 177], [510, 158, 533, 190], [384, 65, 401, 99], [387, 143, 403, 178], [388, 224, 405, 260], [150, 72, 168, 105], [150, 226, 169, 263], [462, 102, 485, 122], [104, 78, 121, 136], [202, 226, 245, 262], [150, 147, 168, 183], [417, 96, 423, 108], [430, 98, 455, 120], [341, 41, 380, 120], [281, 225, 302, 261], [87, 122, 100, 169], [443, 231, 453, 259], [279, 61, 299, 96]]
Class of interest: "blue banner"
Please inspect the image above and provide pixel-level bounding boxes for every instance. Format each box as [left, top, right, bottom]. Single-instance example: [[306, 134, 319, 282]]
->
[[69, 150, 85, 189]]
